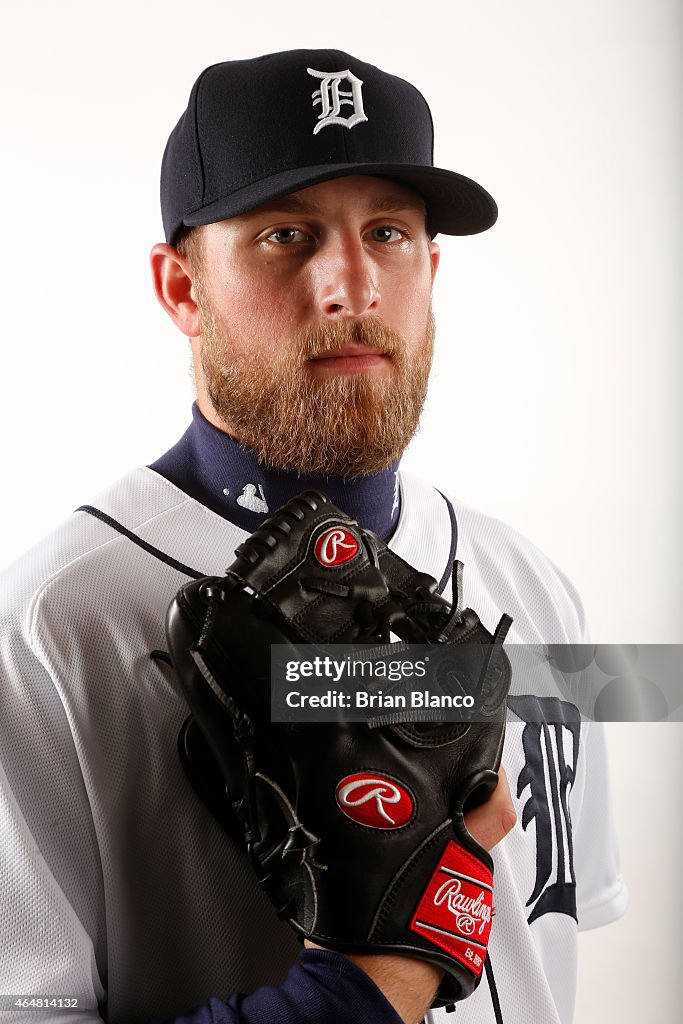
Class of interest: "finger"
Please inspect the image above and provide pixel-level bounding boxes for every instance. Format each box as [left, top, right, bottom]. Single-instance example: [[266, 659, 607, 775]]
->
[[464, 765, 517, 852]]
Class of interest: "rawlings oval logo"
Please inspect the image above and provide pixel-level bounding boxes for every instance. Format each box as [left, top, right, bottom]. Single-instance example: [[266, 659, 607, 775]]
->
[[335, 773, 414, 829], [314, 526, 359, 567]]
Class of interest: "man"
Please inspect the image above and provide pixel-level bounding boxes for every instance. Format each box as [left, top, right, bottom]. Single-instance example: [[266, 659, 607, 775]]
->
[[0, 50, 625, 1024]]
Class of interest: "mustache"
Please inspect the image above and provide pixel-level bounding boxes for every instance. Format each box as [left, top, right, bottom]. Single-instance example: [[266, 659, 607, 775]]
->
[[296, 318, 406, 359]]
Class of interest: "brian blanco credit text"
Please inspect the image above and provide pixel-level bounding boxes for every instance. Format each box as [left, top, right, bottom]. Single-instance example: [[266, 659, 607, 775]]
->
[[285, 690, 476, 709]]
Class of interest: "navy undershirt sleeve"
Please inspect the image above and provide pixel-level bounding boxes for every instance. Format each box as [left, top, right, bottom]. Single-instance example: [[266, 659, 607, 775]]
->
[[161, 950, 405, 1024]]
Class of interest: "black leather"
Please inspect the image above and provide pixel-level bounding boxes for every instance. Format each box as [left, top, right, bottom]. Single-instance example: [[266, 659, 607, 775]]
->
[[165, 491, 512, 1006]]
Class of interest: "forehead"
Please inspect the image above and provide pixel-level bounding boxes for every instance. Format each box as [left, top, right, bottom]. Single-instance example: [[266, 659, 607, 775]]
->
[[240, 175, 427, 219]]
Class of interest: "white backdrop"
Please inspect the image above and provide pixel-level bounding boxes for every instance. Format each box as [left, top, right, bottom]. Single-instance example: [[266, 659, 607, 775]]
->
[[1, 2, 681, 1021]]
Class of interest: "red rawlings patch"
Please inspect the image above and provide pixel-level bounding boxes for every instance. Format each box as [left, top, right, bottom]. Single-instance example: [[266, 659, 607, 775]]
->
[[314, 526, 360, 567], [410, 840, 494, 978], [335, 773, 414, 829]]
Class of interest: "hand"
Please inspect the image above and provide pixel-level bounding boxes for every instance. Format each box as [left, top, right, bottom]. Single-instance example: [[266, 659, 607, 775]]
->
[[305, 767, 517, 1024]]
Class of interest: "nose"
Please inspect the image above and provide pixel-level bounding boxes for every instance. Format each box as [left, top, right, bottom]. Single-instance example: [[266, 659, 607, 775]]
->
[[314, 236, 380, 318]]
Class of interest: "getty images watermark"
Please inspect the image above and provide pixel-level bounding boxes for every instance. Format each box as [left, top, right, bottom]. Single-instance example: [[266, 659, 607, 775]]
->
[[282, 653, 478, 711], [270, 644, 683, 723], [276, 643, 509, 720]]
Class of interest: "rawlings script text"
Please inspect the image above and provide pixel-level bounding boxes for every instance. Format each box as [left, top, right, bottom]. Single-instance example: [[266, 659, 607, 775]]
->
[[433, 878, 491, 936]]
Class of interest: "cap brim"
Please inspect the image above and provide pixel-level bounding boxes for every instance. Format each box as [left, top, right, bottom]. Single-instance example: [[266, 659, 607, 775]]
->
[[181, 162, 497, 239]]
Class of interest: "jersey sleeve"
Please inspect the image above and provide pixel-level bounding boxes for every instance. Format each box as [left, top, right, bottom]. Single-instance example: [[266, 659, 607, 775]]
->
[[0, 608, 107, 1022], [552, 569, 629, 930], [573, 722, 629, 930], [0, 761, 105, 1022]]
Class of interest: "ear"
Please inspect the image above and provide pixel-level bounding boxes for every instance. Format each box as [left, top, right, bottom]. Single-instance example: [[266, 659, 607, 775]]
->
[[429, 240, 440, 283], [150, 243, 201, 337]]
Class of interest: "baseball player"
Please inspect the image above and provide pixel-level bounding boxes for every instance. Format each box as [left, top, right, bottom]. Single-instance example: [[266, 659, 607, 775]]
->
[[0, 49, 626, 1024]]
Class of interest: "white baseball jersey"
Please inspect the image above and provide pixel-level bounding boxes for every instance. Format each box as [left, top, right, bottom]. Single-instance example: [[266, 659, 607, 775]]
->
[[0, 467, 627, 1024]]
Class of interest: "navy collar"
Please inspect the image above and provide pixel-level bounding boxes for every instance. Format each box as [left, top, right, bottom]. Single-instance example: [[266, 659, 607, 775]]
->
[[150, 404, 401, 540]]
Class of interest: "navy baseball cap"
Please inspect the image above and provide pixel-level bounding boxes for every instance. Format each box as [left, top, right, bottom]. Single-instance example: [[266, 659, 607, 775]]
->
[[161, 49, 497, 245]]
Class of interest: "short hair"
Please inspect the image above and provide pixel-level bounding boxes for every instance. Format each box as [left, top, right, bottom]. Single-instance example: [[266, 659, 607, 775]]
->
[[175, 225, 204, 271]]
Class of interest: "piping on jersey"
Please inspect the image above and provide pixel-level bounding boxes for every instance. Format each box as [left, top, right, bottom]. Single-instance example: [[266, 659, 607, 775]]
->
[[75, 494, 459, 596], [484, 952, 505, 1023], [75, 505, 206, 579], [436, 491, 458, 594]]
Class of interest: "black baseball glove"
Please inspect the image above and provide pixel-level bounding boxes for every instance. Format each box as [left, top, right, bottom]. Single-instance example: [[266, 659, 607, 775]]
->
[[165, 491, 512, 1006]]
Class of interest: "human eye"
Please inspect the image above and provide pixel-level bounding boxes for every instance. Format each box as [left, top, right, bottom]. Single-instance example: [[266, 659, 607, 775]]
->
[[368, 225, 405, 244], [265, 227, 309, 245]]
